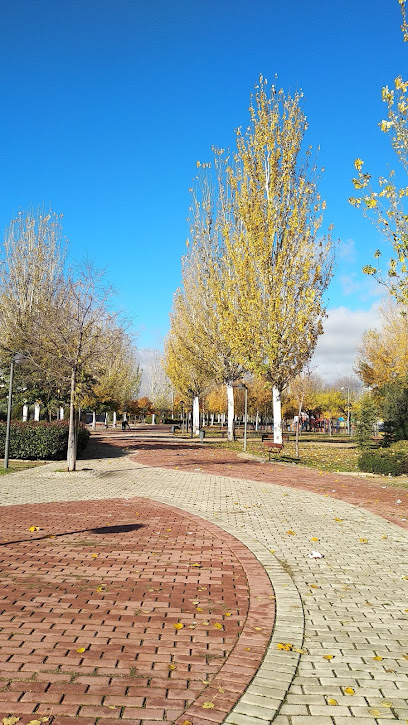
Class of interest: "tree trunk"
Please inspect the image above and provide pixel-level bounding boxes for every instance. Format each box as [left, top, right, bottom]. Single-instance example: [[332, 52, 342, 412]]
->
[[92, 411, 96, 430], [227, 382, 235, 441], [255, 410, 259, 431], [113, 411, 117, 427], [34, 403, 40, 421], [273, 386, 282, 444], [23, 404, 28, 422], [67, 367, 77, 472], [193, 396, 200, 435]]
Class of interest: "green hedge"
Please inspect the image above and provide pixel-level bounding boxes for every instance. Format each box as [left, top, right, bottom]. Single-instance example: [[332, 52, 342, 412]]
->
[[358, 447, 408, 476], [0, 421, 90, 460]]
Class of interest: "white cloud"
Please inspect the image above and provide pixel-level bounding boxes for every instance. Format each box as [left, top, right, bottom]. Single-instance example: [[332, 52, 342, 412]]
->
[[310, 304, 381, 382], [339, 272, 383, 300], [339, 238, 357, 263], [137, 304, 383, 389]]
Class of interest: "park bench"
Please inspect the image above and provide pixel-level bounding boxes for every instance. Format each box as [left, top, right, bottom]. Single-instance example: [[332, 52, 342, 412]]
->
[[261, 432, 289, 460], [261, 432, 290, 443]]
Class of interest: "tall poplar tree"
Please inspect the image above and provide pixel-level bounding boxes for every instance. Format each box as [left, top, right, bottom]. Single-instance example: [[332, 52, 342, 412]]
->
[[208, 79, 335, 442], [175, 180, 245, 441]]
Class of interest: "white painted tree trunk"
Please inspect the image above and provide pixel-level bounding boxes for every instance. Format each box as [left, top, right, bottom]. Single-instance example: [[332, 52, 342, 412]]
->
[[34, 403, 40, 421], [255, 410, 259, 431], [227, 383, 235, 442], [59, 406, 64, 420], [273, 386, 282, 444], [92, 411, 96, 430], [22, 404, 28, 422], [113, 412, 117, 427], [221, 413, 225, 425], [210, 413, 214, 426], [152, 413, 155, 425], [193, 396, 200, 435]]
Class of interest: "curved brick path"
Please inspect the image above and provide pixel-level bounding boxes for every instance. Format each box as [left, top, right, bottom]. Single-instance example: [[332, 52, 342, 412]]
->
[[0, 429, 407, 725], [0, 498, 274, 723]]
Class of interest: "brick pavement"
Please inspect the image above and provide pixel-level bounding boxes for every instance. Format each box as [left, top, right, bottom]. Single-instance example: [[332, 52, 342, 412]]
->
[[0, 497, 274, 724], [0, 431, 407, 724]]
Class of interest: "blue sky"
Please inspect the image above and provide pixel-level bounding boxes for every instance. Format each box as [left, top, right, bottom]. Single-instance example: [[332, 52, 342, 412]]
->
[[0, 0, 406, 376]]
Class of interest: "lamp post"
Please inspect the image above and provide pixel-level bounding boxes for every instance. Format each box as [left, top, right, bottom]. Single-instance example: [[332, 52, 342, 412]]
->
[[237, 383, 248, 452], [180, 400, 185, 433], [4, 353, 26, 470], [341, 386, 351, 436], [187, 389, 194, 438]]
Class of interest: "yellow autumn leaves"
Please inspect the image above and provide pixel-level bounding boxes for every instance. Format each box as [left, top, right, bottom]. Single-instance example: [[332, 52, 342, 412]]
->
[[350, 72, 408, 305], [174, 621, 224, 630], [277, 642, 306, 653], [2, 720, 48, 725]]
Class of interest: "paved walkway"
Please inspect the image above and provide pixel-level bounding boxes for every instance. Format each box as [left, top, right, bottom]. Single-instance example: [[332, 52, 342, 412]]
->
[[0, 432, 407, 724]]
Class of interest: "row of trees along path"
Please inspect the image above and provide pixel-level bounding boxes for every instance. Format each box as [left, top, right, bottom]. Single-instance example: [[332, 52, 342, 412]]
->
[[165, 78, 335, 444]]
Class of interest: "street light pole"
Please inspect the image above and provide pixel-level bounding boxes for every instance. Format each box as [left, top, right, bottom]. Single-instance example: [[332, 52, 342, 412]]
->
[[188, 389, 194, 438], [237, 383, 248, 452], [341, 386, 351, 436], [4, 353, 26, 470], [4, 358, 15, 470], [180, 401, 185, 433]]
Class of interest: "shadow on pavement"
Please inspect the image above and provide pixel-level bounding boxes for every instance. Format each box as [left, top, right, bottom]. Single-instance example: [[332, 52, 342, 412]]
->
[[0, 522, 145, 547]]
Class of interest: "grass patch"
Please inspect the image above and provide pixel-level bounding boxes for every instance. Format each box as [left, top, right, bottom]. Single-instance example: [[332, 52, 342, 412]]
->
[[202, 431, 361, 472], [0, 460, 45, 475]]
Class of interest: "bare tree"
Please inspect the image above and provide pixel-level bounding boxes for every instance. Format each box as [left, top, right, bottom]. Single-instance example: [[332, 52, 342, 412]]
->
[[0, 210, 128, 470]]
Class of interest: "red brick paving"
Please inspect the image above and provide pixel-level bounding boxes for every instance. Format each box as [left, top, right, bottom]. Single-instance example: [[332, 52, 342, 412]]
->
[[103, 431, 408, 530], [0, 498, 275, 723]]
